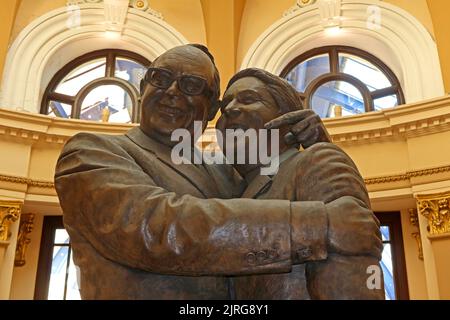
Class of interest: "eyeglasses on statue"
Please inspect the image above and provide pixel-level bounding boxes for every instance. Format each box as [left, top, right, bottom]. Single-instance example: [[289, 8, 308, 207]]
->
[[144, 67, 211, 96]]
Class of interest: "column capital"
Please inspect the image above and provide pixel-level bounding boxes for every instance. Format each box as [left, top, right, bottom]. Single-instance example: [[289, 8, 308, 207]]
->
[[0, 201, 22, 242], [417, 191, 450, 237]]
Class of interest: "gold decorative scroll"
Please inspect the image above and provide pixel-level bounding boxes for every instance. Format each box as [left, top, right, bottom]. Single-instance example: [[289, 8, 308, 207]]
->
[[14, 214, 35, 267], [409, 208, 423, 260], [0, 201, 22, 241], [417, 192, 450, 236]]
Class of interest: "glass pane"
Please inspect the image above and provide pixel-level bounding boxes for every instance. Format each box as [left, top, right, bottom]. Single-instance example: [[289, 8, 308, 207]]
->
[[48, 101, 72, 118], [374, 94, 398, 111], [285, 54, 330, 92], [48, 246, 69, 300], [55, 58, 106, 96], [381, 243, 396, 300], [80, 85, 133, 123], [54, 229, 70, 245], [115, 57, 147, 90], [339, 53, 391, 91], [380, 226, 390, 241], [66, 249, 81, 300], [311, 81, 364, 118]]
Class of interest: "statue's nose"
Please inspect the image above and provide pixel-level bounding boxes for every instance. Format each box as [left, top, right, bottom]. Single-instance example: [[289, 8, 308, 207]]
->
[[223, 101, 242, 118]]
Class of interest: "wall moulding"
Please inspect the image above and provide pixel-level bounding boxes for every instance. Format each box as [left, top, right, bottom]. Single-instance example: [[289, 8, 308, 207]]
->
[[242, 0, 444, 104], [0, 174, 54, 190]]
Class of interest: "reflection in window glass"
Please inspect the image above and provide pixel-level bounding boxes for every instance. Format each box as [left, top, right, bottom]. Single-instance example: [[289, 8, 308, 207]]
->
[[48, 245, 69, 300], [285, 54, 330, 92], [374, 95, 398, 111], [47, 228, 81, 300], [381, 242, 396, 300], [380, 226, 390, 241], [115, 57, 147, 90], [80, 85, 133, 123], [66, 250, 81, 300], [339, 53, 391, 91], [311, 81, 364, 118], [54, 229, 70, 244], [55, 59, 106, 96], [48, 101, 72, 118]]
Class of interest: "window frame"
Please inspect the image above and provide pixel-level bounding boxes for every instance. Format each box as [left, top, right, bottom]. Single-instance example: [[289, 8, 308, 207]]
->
[[374, 211, 410, 300], [34, 216, 73, 300], [41, 49, 151, 123], [280, 46, 405, 115]]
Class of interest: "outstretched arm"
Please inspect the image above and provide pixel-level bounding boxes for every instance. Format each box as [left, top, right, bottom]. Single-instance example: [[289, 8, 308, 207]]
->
[[56, 133, 297, 277], [294, 142, 384, 299]]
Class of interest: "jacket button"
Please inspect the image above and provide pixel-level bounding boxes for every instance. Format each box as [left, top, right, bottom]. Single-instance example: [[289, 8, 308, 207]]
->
[[297, 247, 312, 259], [256, 251, 266, 262], [267, 249, 277, 259], [246, 252, 256, 265]]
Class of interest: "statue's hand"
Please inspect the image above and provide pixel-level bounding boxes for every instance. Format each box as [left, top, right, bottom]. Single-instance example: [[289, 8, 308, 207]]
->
[[264, 109, 331, 148], [326, 196, 382, 259]]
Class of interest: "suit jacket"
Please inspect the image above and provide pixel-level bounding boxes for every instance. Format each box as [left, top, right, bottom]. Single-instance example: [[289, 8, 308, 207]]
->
[[233, 143, 385, 300], [55, 127, 327, 299]]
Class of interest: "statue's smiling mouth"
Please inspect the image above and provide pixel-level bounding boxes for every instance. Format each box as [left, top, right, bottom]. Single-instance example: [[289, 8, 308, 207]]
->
[[157, 104, 185, 116]]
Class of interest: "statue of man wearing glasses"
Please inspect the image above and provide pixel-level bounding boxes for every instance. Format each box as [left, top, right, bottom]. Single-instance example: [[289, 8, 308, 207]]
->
[[55, 44, 381, 299]]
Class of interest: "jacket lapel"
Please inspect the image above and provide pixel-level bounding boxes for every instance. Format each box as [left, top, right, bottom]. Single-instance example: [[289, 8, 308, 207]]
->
[[125, 127, 218, 198], [241, 148, 298, 199]]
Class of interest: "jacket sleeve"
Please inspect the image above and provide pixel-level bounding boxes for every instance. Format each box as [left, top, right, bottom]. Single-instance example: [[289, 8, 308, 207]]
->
[[55, 133, 294, 276], [295, 143, 384, 300]]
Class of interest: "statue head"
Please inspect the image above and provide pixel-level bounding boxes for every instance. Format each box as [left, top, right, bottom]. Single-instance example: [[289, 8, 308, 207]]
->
[[216, 68, 303, 170], [140, 44, 220, 146]]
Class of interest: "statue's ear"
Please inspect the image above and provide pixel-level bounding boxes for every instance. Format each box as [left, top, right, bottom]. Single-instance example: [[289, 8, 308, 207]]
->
[[208, 100, 221, 121]]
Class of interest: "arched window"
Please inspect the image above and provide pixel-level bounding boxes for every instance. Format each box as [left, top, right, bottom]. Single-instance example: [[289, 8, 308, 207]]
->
[[41, 49, 150, 123], [281, 46, 404, 118]]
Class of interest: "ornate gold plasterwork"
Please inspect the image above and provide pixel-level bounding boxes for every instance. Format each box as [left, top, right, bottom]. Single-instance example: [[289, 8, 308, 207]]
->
[[0, 202, 22, 241], [364, 164, 450, 185], [409, 208, 423, 260], [417, 192, 450, 236], [15, 214, 35, 267], [0, 174, 55, 189]]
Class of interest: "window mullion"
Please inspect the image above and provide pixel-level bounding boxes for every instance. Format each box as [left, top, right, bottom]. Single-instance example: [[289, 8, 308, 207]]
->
[[63, 246, 72, 300], [330, 48, 339, 74], [106, 52, 115, 77], [48, 93, 75, 105], [371, 86, 397, 100]]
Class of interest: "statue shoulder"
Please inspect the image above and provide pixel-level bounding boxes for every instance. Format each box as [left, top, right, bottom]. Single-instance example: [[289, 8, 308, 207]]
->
[[63, 132, 125, 153], [302, 142, 354, 164]]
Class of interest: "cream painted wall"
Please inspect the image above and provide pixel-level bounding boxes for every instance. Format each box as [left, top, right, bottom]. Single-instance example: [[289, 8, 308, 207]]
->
[[400, 209, 428, 299], [341, 141, 411, 178], [427, 0, 450, 94], [0, 0, 21, 80], [0, 140, 31, 177], [10, 0, 206, 46]]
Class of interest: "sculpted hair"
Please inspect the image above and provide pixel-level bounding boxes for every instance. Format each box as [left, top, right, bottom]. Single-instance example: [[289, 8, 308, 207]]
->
[[226, 68, 304, 114]]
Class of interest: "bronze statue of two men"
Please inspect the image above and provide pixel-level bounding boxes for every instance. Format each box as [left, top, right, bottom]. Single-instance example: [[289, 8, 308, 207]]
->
[[54, 44, 384, 300]]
